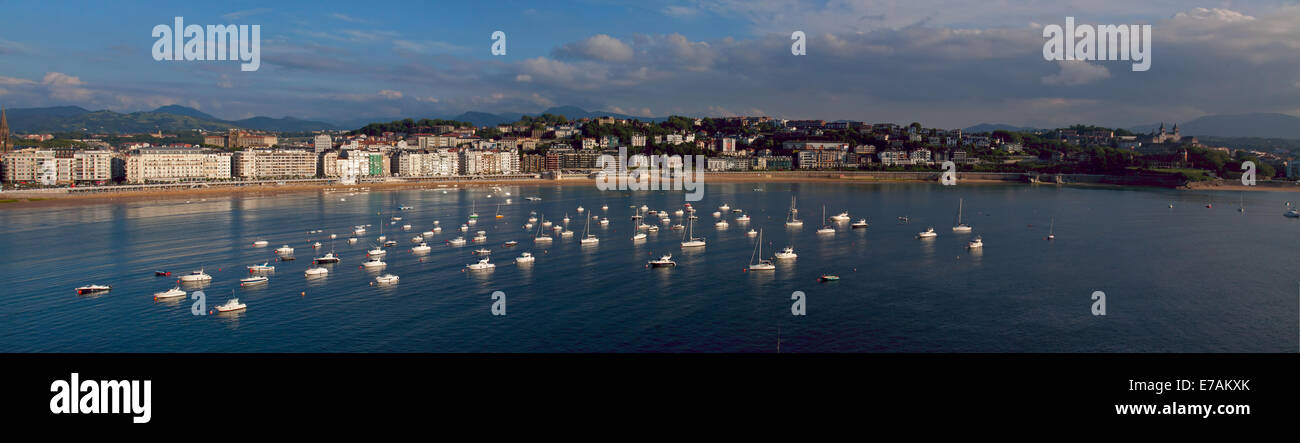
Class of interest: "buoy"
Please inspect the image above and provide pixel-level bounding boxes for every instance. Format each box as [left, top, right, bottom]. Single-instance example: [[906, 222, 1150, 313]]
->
[[209, 310, 213, 314], [301, 292, 305, 296]]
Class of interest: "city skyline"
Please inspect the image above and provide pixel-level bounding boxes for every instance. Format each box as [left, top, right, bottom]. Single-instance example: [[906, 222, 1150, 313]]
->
[[1, 1, 1298, 129]]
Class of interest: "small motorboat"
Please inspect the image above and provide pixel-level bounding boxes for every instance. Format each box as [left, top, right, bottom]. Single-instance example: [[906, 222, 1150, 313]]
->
[[449, 237, 468, 246], [774, 247, 797, 260], [304, 267, 329, 277], [516, 252, 535, 264], [314, 252, 341, 264], [633, 232, 647, 241], [247, 262, 275, 273], [466, 258, 495, 270], [76, 284, 112, 295], [648, 254, 676, 268], [402, 224, 412, 231], [831, 212, 850, 222], [561, 230, 574, 238], [215, 298, 246, 312], [411, 236, 424, 244], [967, 236, 984, 249], [154, 287, 186, 299], [179, 269, 212, 282], [411, 243, 432, 254], [851, 219, 869, 229], [375, 274, 400, 285], [240, 276, 269, 286], [383, 240, 398, 247], [503, 241, 518, 247], [253, 240, 269, 247], [361, 258, 387, 269], [312, 242, 322, 249], [747, 229, 758, 237], [819, 275, 840, 282], [473, 248, 491, 255], [735, 214, 750, 222], [917, 227, 937, 238], [715, 220, 729, 228], [154, 271, 172, 277], [275, 245, 295, 255]]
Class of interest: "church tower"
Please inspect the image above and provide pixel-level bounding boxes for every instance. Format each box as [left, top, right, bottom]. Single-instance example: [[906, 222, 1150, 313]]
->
[[0, 107, 10, 154]]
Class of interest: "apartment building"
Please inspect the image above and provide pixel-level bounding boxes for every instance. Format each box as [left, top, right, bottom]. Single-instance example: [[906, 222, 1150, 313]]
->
[[124, 147, 233, 183], [232, 149, 317, 179]]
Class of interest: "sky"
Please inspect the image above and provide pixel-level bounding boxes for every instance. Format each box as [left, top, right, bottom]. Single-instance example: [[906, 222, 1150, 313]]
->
[[0, 0, 1298, 129]]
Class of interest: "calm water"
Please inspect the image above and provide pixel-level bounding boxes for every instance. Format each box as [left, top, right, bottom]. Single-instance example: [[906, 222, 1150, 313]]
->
[[0, 182, 1296, 352]]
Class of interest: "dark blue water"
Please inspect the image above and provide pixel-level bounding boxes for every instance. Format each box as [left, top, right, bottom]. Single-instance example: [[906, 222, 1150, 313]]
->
[[1, 182, 1296, 352]]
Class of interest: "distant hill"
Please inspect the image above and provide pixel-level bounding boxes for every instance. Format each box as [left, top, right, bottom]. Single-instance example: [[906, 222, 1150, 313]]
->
[[231, 116, 337, 132], [151, 105, 220, 121], [1130, 113, 1300, 140], [438, 106, 670, 128], [5, 105, 337, 134], [963, 123, 1038, 133]]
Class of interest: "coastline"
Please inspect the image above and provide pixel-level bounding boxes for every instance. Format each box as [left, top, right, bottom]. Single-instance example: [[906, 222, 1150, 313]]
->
[[3, 173, 1297, 209]]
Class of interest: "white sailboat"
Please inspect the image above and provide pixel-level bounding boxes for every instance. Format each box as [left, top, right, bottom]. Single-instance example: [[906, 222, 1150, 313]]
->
[[681, 217, 706, 248], [748, 229, 776, 271], [785, 196, 803, 227], [952, 198, 972, 232], [816, 205, 834, 234], [580, 214, 599, 244], [1047, 217, 1056, 240], [534, 214, 552, 243]]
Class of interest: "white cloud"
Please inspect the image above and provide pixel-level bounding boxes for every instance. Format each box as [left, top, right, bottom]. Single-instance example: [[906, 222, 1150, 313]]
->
[[221, 8, 271, 20], [556, 34, 635, 62], [43, 72, 93, 101], [1041, 61, 1111, 86], [663, 6, 700, 17], [379, 89, 403, 99]]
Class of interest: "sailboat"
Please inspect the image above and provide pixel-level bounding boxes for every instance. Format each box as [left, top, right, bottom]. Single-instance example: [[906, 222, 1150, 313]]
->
[[785, 196, 803, 227], [681, 216, 706, 248], [469, 200, 479, 219], [534, 213, 552, 243], [748, 229, 776, 271], [580, 214, 599, 244], [952, 198, 972, 232], [1047, 217, 1056, 240], [1238, 193, 1245, 213], [495, 204, 504, 219], [816, 205, 834, 234]]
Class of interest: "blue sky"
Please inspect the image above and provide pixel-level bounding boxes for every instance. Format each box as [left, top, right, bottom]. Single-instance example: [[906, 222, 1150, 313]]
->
[[1, 1, 1298, 128]]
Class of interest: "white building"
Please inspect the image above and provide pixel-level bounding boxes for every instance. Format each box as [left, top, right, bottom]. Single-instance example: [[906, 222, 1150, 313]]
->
[[314, 134, 333, 153], [125, 148, 233, 183]]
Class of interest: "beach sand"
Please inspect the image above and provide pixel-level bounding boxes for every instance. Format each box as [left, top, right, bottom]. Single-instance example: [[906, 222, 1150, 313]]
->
[[4, 173, 1294, 209]]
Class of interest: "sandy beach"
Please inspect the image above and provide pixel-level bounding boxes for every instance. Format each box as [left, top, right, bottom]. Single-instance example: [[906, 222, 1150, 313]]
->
[[3, 173, 1296, 209]]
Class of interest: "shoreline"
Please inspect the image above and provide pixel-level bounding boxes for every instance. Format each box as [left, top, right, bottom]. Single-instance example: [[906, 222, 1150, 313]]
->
[[2, 174, 1298, 209]]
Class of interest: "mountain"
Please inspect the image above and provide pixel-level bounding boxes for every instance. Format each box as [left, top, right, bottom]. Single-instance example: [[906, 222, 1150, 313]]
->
[[231, 116, 336, 132], [3, 106, 93, 130], [450, 111, 521, 128], [1129, 113, 1300, 139], [4, 105, 336, 133], [439, 106, 669, 128], [963, 123, 1038, 133], [151, 105, 220, 121]]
